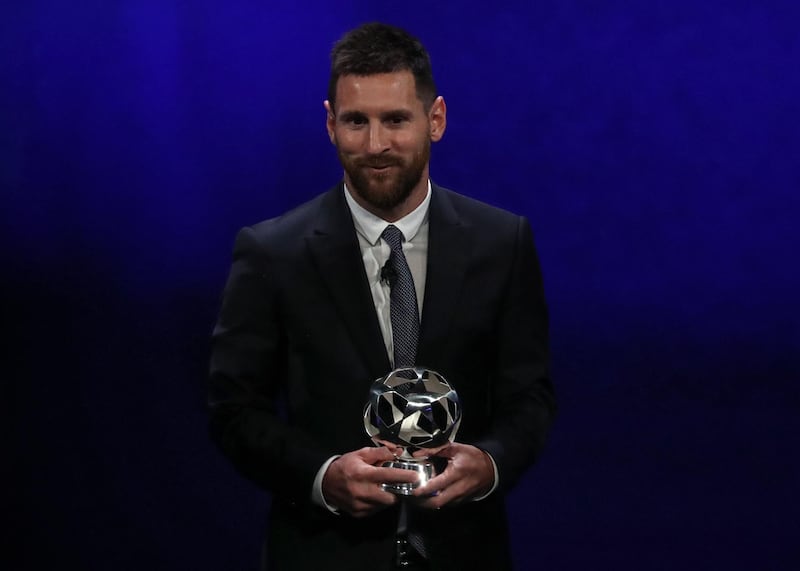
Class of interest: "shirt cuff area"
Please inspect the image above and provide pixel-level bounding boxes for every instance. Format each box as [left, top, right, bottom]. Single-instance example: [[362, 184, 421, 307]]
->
[[472, 450, 500, 502], [311, 455, 342, 514]]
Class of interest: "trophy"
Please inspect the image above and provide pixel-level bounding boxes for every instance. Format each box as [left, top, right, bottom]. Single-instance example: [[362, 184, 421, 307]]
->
[[364, 367, 462, 495]]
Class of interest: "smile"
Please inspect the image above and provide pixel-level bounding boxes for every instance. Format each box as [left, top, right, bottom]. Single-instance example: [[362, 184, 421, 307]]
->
[[365, 165, 396, 172]]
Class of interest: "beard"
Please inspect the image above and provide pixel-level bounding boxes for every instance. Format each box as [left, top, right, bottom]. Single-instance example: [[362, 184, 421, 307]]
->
[[338, 140, 430, 212]]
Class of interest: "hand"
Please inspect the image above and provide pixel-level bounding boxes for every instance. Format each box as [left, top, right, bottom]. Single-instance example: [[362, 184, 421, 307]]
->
[[411, 443, 495, 509], [321, 447, 421, 518]]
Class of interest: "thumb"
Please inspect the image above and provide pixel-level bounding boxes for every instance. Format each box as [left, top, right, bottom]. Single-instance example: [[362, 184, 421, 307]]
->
[[432, 442, 459, 459], [360, 446, 398, 464]]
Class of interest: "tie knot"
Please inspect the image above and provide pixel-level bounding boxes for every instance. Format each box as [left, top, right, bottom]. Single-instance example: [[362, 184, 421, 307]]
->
[[381, 224, 405, 252]]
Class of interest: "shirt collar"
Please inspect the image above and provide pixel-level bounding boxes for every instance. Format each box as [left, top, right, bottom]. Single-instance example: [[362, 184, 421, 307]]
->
[[343, 180, 432, 246]]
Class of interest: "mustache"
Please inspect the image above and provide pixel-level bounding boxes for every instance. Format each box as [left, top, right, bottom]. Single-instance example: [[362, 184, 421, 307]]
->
[[354, 156, 403, 168]]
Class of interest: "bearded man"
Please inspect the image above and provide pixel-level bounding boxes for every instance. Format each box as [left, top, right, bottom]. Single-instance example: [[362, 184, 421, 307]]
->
[[209, 22, 556, 571]]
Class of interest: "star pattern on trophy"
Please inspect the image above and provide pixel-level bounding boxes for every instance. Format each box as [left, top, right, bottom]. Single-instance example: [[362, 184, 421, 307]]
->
[[364, 367, 461, 456]]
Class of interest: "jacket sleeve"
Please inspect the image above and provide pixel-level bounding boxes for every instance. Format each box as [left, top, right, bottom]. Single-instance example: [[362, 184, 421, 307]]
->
[[207, 226, 330, 505], [473, 216, 557, 492]]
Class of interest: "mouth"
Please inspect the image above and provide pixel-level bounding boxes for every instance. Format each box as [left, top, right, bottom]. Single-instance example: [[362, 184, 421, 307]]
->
[[359, 157, 401, 170], [362, 165, 398, 178]]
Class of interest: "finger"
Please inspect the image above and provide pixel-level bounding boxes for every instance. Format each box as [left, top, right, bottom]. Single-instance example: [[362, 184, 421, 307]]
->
[[359, 486, 400, 506], [413, 468, 449, 498], [345, 476, 402, 512], [372, 439, 404, 455], [359, 446, 400, 465], [412, 443, 451, 458], [412, 478, 461, 509], [432, 442, 460, 459], [375, 465, 427, 484]]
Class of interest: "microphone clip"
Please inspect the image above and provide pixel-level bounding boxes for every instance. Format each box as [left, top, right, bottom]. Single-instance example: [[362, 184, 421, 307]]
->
[[380, 260, 397, 287]]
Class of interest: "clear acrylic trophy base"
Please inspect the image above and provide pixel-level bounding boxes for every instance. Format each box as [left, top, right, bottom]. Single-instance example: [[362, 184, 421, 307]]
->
[[380, 459, 434, 495]]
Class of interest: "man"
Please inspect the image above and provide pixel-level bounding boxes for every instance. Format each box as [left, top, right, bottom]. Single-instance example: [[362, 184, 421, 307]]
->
[[209, 22, 555, 570]]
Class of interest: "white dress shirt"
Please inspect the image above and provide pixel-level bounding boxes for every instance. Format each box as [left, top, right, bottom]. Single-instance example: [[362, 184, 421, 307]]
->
[[344, 181, 430, 365], [311, 181, 497, 511]]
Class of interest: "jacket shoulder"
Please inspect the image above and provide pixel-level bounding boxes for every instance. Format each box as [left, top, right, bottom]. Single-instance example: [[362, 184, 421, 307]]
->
[[245, 186, 340, 245], [434, 184, 526, 226]]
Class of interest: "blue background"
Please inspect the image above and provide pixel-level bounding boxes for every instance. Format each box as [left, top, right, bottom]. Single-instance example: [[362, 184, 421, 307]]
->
[[3, 1, 798, 569]]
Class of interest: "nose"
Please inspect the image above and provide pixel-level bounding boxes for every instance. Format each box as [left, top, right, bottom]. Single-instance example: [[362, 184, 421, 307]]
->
[[367, 123, 389, 154]]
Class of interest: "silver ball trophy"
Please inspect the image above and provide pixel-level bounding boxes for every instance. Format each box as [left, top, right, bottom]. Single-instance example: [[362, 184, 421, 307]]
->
[[364, 367, 462, 495]]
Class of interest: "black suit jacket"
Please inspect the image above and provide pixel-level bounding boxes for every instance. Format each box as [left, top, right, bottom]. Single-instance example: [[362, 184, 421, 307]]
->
[[209, 183, 555, 570]]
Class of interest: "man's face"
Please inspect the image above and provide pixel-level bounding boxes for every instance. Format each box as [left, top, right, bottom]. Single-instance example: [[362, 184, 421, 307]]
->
[[325, 71, 446, 219]]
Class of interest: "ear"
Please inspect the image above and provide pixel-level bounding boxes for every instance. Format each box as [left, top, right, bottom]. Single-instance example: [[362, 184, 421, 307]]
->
[[323, 100, 336, 144], [429, 96, 447, 142]]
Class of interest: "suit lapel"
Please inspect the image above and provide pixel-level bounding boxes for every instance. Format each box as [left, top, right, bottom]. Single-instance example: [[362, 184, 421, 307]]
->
[[417, 184, 470, 366], [305, 186, 391, 379]]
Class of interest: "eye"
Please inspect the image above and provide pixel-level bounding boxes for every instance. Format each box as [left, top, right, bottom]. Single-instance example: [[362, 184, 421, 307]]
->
[[339, 113, 367, 128], [386, 114, 410, 127]]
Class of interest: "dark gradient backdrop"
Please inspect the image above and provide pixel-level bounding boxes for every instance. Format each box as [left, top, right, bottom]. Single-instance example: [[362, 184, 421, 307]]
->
[[3, 2, 799, 570]]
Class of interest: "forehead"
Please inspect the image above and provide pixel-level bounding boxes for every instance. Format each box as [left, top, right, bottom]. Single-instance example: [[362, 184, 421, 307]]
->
[[334, 71, 423, 113]]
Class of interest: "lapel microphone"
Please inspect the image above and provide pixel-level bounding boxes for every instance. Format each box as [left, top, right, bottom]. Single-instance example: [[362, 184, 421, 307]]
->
[[380, 257, 398, 287]]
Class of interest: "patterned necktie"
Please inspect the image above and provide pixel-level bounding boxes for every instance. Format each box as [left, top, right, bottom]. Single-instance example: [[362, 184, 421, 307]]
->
[[381, 225, 419, 367], [381, 225, 427, 563]]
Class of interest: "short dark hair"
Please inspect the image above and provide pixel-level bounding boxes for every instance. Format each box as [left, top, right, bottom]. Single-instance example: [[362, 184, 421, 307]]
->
[[328, 23, 437, 111]]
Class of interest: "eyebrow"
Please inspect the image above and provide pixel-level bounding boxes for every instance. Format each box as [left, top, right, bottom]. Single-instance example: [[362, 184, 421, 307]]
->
[[336, 109, 413, 122], [336, 110, 366, 122]]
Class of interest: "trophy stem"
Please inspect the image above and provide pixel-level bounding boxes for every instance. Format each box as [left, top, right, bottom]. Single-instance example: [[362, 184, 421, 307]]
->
[[380, 459, 434, 495]]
